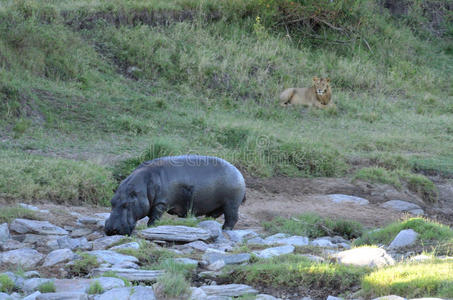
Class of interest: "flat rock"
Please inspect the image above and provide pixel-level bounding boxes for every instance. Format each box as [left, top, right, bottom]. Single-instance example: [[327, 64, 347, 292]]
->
[[0, 223, 10, 242], [57, 236, 91, 251], [70, 228, 92, 238], [89, 250, 138, 265], [0, 248, 44, 268], [23, 291, 41, 300], [200, 284, 258, 297], [43, 249, 75, 267], [99, 286, 156, 300], [203, 252, 251, 265], [190, 287, 208, 300], [77, 217, 101, 225], [253, 245, 295, 259], [130, 286, 156, 300], [54, 279, 92, 293], [311, 238, 337, 248], [25, 271, 41, 278], [92, 235, 124, 250], [10, 219, 68, 235], [372, 296, 407, 300], [23, 278, 54, 293], [139, 225, 212, 242], [36, 292, 88, 300], [90, 268, 164, 281], [109, 242, 140, 251], [223, 229, 258, 243], [256, 294, 280, 300], [207, 260, 226, 271], [184, 241, 210, 251], [112, 261, 140, 269], [197, 221, 223, 239], [336, 247, 395, 267], [326, 296, 343, 300], [381, 200, 424, 215], [389, 229, 418, 249], [246, 237, 266, 245], [264, 234, 309, 246], [91, 277, 125, 292], [328, 194, 369, 205], [19, 203, 49, 214], [0, 239, 24, 251]]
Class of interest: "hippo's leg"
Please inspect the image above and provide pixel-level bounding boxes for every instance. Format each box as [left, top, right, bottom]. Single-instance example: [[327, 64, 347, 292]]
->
[[206, 207, 224, 219], [147, 202, 166, 227], [222, 202, 239, 230]]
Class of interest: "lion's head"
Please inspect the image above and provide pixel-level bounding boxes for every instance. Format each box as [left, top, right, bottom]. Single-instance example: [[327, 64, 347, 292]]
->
[[312, 77, 331, 105]]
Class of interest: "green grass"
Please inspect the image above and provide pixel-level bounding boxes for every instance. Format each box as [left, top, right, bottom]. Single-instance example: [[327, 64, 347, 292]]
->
[[37, 281, 56, 293], [116, 241, 179, 269], [100, 271, 131, 287], [227, 254, 370, 297], [263, 213, 364, 239], [355, 218, 453, 254], [87, 280, 104, 295], [154, 259, 195, 298], [67, 253, 100, 277], [0, 205, 37, 223], [0, 0, 451, 204], [361, 259, 453, 298], [0, 274, 14, 294]]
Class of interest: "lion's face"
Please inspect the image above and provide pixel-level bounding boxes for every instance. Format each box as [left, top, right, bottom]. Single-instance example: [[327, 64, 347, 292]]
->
[[312, 77, 331, 105]]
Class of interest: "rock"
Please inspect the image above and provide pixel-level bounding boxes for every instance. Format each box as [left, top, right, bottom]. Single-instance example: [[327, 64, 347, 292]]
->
[[197, 221, 223, 239], [43, 249, 75, 267], [388, 229, 418, 249], [246, 237, 266, 245], [92, 235, 124, 250], [77, 217, 100, 225], [326, 296, 343, 300], [410, 254, 432, 262], [112, 261, 140, 269], [0, 223, 10, 242], [69, 228, 92, 238], [203, 252, 251, 265], [207, 260, 226, 271], [109, 242, 140, 251], [19, 203, 49, 214], [57, 236, 91, 251], [200, 284, 258, 297], [94, 213, 110, 220], [36, 292, 88, 300], [24, 271, 41, 278], [372, 296, 407, 300], [91, 277, 125, 292], [89, 250, 139, 265], [10, 219, 68, 235], [130, 286, 156, 300], [256, 294, 280, 300], [381, 200, 424, 215], [173, 258, 199, 266], [264, 234, 309, 247], [184, 241, 210, 251], [336, 247, 395, 267], [23, 278, 54, 293], [0, 293, 12, 300], [328, 194, 369, 205], [139, 225, 213, 242], [86, 232, 103, 241], [0, 239, 24, 251], [54, 279, 92, 293], [311, 238, 337, 248], [90, 268, 164, 281], [253, 245, 295, 259], [98, 286, 156, 300], [223, 229, 258, 243], [0, 248, 44, 268], [299, 254, 325, 263], [23, 291, 41, 300], [190, 287, 208, 300]]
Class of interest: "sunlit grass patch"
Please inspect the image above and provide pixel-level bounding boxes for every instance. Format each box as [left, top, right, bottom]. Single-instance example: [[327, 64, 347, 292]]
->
[[0, 205, 38, 223], [361, 259, 453, 298]]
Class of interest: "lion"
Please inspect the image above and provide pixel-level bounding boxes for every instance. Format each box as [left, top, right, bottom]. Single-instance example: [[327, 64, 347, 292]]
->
[[279, 77, 334, 108]]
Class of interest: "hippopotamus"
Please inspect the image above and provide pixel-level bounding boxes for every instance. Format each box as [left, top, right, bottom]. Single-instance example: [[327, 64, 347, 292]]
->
[[104, 155, 246, 236]]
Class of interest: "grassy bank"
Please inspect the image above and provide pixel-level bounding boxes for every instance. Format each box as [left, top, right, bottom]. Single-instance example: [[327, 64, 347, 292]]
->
[[0, 0, 452, 204]]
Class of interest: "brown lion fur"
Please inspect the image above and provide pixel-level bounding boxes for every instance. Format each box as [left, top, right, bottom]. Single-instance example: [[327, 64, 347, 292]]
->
[[279, 77, 334, 108]]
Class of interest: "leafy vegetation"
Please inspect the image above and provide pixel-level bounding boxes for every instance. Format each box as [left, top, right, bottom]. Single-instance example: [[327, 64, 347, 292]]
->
[[0, 274, 14, 294], [37, 281, 56, 293], [0, 205, 37, 223], [116, 241, 179, 268], [67, 253, 100, 277], [263, 213, 364, 239], [87, 280, 104, 295], [361, 259, 453, 298]]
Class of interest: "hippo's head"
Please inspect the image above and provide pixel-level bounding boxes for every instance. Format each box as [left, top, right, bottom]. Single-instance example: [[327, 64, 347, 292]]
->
[[105, 171, 151, 236]]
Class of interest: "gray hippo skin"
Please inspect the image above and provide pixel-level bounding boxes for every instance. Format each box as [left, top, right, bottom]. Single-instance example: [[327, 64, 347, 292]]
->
[[104, 155, 246, 235]]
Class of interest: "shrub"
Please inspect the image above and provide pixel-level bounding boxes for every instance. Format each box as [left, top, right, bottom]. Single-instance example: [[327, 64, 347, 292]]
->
[[67, 253, 100, 277], [0, 274, 14, 294], [37, 281, 56, 293], [87, 280, 104, 294]]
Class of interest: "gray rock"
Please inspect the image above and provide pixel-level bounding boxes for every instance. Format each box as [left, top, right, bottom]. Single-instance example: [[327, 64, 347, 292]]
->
[[326, 296, 343, 300], [112, 261, 140, 269], [328, 194, 369, 205], [381, 200, 424, 215], [23, 291, 41, 300], [388, 229, 418, 249], [190, 287, 208, 300], [92, 235, 124, 250], [372, 296, 406, 300], [311, 238, 337, 248], [23, 278, 54, 293], [109, 242, 140, 251], [0, 248, 44, 268], [139, 225, 213, 242], [256, 294, 280, 300], [207, 260, 226, 271], [43, 249, 75, 267], [89, 250, 139, 265], [19, 203, 49, 214], [264, 234, 309, 247], [200, 284, 258, 297], [36, 292, 88, 300], [203, 252, 251, 265], [24, 271, 41, 278], [173, 258, 199, 266], [77, 217, 100, 225], [336, 247, 395, 267], [197, 221, 223, 239], [90, 277, 125, 292], [54, 279, 92, 293], [184, 241, 210, 251], [10, 219, 68, 235], [69, 228, 92, 238], [0, 293, 12, 300], [246, 237, 266, 245], [98, 286, 156, 300], [94, 213, 110, 220], [0, 239, 24, 251], [57, 236, 91, 251], [253, 245, 295, 259], [300, 254, 325, 263], [0, 223, 10, 242], [130, 286, 156, 300], [223, 229, 258, 243], [90, 268, 164, 282]]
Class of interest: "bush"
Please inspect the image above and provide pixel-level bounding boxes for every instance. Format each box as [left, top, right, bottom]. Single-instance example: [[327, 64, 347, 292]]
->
[[37, 281, 56, 293], [67, 253, 100, 277], [87, 281, 104, 294], [0, 274, 14, 294]]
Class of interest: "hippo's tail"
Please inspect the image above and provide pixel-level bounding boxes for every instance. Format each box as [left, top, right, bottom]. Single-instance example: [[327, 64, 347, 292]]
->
[[241, 192, 246, 205]]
